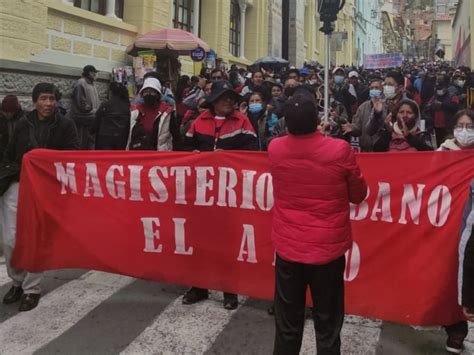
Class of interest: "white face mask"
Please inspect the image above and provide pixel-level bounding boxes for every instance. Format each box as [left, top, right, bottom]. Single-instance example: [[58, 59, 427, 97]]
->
[[454, 127, 474, 147], [384, 85, 396, 99]]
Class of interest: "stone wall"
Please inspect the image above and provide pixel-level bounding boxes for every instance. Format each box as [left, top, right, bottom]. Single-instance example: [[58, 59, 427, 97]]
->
[[0, 60, 109, 112]]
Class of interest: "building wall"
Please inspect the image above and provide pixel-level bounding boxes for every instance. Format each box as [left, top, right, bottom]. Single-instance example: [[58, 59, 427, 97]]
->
[[268, 0, 283, 57], [452, 0, 472, 67], [433, 19, 453, 60]]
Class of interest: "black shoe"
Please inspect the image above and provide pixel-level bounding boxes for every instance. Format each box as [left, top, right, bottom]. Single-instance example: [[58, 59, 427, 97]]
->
[[182, 287, 209, 305], [267, 305, 275, 315], [223, 293, 238, 310], [18, 293, 40, 312], [3, 286, 23, 305], [446, 336, 464, 354]]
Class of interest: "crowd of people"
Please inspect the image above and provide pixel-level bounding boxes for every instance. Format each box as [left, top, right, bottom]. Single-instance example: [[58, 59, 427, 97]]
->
[[0, 60, 473, 354]]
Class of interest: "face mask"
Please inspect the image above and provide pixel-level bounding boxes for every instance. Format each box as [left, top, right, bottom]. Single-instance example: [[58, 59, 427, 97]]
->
[[248, 103, 263, 114], [384, 85, 397, 99], [334, 76, 345, 85], [369, 89, 382, 98], [454, 127, 474, 146], [143, 95, 158, 106], [436, 89, 446, 96], [309, 80, 317, 85], [276, 79, 282, 85], [456, 80, 465, 88]]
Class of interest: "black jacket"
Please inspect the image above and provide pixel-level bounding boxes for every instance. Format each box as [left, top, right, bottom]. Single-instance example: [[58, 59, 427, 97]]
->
[[0, 110, 23, 157], [3, 110, 80, 180], [91, 96, 131, 137]]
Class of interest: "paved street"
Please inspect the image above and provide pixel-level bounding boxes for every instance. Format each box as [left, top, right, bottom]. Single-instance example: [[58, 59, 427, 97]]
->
[[0, 257, 472, 355]]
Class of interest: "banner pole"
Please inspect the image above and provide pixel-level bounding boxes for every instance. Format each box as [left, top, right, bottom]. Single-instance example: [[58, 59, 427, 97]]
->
[[324, 33, 330, 123]]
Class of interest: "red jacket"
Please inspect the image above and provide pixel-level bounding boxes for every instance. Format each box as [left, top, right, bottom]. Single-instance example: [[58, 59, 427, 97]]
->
[[268, 132, 367, 265]]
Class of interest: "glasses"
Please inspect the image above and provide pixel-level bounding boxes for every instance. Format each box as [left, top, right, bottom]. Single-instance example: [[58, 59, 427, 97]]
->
[[454, 124, 474, 132], [212, 76, 222, 80]]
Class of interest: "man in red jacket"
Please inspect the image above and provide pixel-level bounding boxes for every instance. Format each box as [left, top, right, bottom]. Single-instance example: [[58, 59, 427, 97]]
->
[[268, 96, 367, 355]]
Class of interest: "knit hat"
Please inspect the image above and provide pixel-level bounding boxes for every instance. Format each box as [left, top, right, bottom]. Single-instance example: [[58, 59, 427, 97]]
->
[[1, 95, 21, 113]]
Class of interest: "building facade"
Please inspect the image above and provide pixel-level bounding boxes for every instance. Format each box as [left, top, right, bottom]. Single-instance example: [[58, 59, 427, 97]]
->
[[354, 0, 384, 66], [452, 0, 474, 67], [0, 0, 360, 106]]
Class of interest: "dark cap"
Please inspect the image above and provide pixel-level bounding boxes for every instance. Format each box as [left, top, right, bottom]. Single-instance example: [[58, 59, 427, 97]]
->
[[284, 96, 319, 135], [1, 95, 21, 113], [83, 65, 98, 74], [204, 80, 240, 106]]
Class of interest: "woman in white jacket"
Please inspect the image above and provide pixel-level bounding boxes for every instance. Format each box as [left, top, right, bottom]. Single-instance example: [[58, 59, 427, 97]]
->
[[438, 109, 474, 354]]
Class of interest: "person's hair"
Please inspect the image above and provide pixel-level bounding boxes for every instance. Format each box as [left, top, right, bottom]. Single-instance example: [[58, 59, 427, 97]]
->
[[143, 71, 161, 80], [252, 71, 263, 79], [284, 97, 319, 135], [110, 82, 130, 103], [175, 75, 191, 101], [386, 71, 405, 86], [32, 83, 57, 103], [211, 68, 224, 79], [248, 91, 266, 104], [453, 109, 474, 124], [395, 99, 420, 120]]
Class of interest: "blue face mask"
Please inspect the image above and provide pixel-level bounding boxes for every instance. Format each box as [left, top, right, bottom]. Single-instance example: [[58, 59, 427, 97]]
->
[[369, 89, 382, 98], [248, 103, 264, 113], [334, 75, 345, 85]]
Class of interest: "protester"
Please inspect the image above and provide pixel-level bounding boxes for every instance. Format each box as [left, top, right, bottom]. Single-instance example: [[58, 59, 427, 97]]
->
[[371, 99, 432, 152], [0, 83, 79, 312], [0, 95, 23, 156], [268, 95, 367, 354], [347, 70, 368, 108], [243, 92, 278, 150], [437, 109, 474, 354], [241, 71, 266, 98], [344, 77, 384, 152], [331, 67, 357, 120], [91, 82, 131, 150], [424, 74, 458, 146], [182, 77, 208, 110], [126, 77, 180, 151], [175, 75, 192, 121], [182, 80, 257, 309], [70, 65, 100, 150], [449, 70, 468, 110]]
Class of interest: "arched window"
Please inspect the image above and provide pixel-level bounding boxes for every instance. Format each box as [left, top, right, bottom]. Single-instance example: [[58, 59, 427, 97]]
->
[[229, 0, 241, 57], [173, 0, 194, 32]]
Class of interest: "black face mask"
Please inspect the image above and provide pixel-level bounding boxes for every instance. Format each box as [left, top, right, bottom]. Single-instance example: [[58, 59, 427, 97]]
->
[[143, 95, 159, 106]]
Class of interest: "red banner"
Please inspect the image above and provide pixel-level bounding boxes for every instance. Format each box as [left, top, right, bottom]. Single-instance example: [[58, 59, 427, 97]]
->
[[14, 149, 473, 325]]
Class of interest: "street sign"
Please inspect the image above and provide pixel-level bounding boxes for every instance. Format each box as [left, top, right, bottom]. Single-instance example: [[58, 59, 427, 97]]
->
[[190, 47, 206, 62]]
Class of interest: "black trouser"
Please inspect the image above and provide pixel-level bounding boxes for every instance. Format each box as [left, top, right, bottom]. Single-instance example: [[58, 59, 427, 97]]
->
[[445, 320, 468, 341], [274, 254, 345, 355]]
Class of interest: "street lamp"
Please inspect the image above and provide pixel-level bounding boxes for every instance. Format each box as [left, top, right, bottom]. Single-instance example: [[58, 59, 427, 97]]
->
[[318, 0, 345, 122]]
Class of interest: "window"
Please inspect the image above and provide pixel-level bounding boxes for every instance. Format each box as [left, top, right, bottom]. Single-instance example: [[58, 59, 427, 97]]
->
[[229, 0, 241, 57], [74, 0, 105, 15], [173, 0, 194, 32], [73, 0, 125, 19]]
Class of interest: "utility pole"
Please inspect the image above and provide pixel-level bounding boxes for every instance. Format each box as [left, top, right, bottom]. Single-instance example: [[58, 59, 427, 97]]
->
[[318, 0, 345, 122]]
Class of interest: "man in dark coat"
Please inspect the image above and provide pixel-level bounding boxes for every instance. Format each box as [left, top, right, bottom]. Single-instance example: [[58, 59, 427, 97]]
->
[[0, 83, 79, 312]]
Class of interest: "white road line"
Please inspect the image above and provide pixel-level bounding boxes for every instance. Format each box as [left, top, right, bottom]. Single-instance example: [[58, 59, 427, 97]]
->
[[121, 291, 245, 354], [0, 256, 12, 287], [300, 315, 382, 354], [0, 271, 134, 354]]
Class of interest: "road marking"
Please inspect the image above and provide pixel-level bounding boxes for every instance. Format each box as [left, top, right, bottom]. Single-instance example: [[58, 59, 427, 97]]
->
[[122, 292, 245, 354], [0, 256, 12, 287], [300, 315, 382, 354], [0, 271, 134, 354]]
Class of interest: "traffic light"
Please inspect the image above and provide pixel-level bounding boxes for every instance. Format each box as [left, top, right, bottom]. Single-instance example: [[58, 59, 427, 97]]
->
[[318, 0, 345, 34]]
